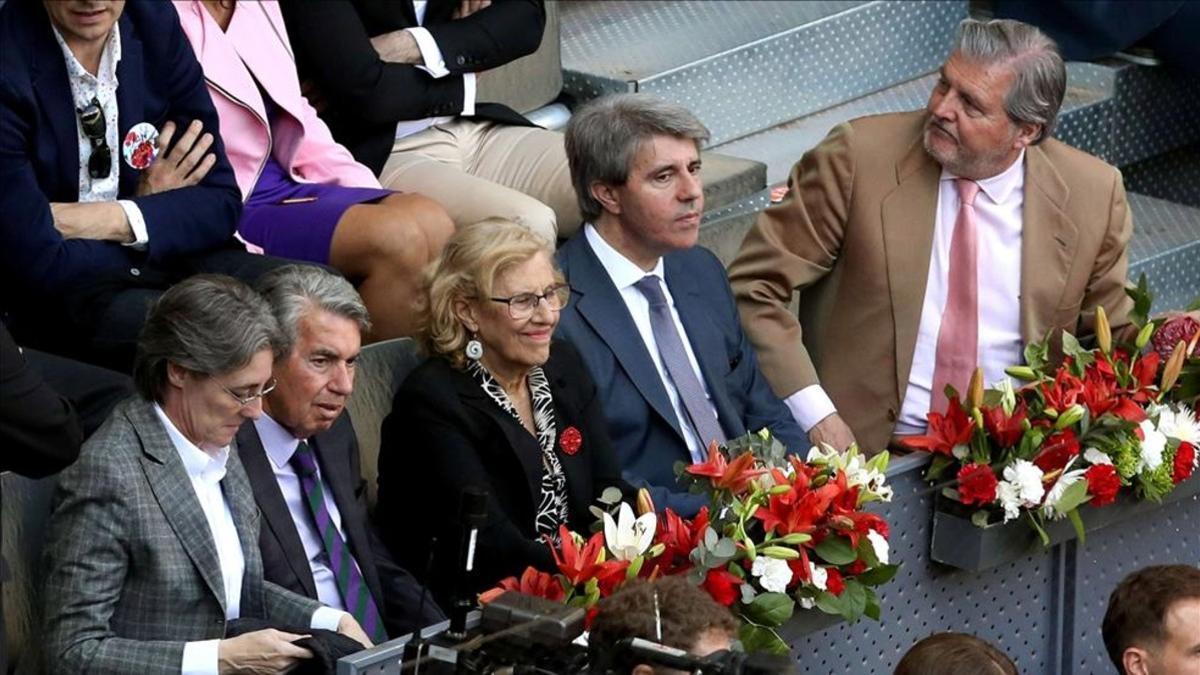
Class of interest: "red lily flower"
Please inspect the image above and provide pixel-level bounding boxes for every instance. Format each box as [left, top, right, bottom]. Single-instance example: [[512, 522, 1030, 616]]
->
[[1040, 370, 1084, 412], [1131, 352, 1161, 391], [700, 568, 743, 607], [645, 507, 710, 577], [479, 566, 566, 605], [545, 525, 628, 589], [755, 470, 842, 537], [1080, 369, 1120, 418], [685, 442, 766, 494], [982, 401, 1027, 448], [1108, 396, 1148, 423], [900, 397, 974, 456], [826, 471, 889, 548], [1032, 428, 1080, 473]]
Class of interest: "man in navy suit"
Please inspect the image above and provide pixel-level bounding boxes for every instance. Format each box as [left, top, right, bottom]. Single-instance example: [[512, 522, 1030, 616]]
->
[[0, 0, 289, 371], [237, 265, 443, 643], [555, 94, 806, 517]]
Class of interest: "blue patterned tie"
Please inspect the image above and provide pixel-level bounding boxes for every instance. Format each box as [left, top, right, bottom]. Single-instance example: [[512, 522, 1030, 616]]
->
[[634, 275, 727, 461], [290, 441, 386, 642]]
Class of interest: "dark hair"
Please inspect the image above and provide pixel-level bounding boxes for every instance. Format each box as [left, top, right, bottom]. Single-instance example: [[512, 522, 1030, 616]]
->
[[588, 576, 737, 656], [1102, 564, 1200, 672], [132, 275, 282, 402], [894, 633, 1017, 675]]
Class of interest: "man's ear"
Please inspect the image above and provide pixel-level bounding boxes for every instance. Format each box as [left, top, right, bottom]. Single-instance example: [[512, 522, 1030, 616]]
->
[[1013, 120, 1041, 149], [591, 180, 621, 216], [1123, 646, 1151, 675]]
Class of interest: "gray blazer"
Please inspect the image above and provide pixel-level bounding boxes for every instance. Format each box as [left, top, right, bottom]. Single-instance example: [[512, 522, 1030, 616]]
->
[[42, 398, 323, 674]]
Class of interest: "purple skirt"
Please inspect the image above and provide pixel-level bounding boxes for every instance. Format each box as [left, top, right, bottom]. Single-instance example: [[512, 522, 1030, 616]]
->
[[237, 157, 392, 264]]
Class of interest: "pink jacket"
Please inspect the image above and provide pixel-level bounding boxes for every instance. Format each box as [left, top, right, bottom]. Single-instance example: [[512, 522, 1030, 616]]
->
[[173, 0, 381, 200]]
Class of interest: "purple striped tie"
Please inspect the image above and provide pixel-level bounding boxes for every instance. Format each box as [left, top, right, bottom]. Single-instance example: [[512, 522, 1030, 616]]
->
[[291, 441, 386, 643]]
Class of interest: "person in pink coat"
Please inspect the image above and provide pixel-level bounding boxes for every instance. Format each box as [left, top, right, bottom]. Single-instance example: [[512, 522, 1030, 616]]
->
[[173, 0, 454, 338]]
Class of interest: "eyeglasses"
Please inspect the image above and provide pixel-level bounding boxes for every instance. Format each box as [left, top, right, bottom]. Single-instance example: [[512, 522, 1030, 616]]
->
[[488, 283, 570, 319], [76, 97, 112, 180], [217, 378, 277, 407]]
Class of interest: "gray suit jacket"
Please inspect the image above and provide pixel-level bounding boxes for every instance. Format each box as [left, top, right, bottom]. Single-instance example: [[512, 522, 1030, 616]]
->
[[42, 398, 323, 674]]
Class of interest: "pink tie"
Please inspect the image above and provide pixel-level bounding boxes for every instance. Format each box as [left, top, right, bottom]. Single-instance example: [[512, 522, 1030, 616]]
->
[[930, 178, 980, 412]]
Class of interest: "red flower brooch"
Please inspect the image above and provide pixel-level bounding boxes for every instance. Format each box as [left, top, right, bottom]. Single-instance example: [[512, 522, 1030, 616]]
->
[[559, 426, 582, 455]]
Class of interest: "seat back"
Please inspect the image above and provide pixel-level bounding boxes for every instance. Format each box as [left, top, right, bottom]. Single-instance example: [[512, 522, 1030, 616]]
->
[[475, 1, 563, 113], [345, 338, 423, 510], [2, 471, 58, 675]]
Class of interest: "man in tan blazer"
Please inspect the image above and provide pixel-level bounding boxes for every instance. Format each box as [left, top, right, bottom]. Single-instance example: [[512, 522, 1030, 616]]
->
[[728, 18, 1133, 455]]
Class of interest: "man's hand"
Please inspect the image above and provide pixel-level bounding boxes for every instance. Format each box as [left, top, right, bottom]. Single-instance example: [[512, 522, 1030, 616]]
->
[[49, 202, 133, 243], [808, 413, 857, 452], [217, 629, 313, 675], [370, 29, 422, 64], [337, 614, 374, 649], [135, 120, 216, 197], [452, 0, 492, 19]]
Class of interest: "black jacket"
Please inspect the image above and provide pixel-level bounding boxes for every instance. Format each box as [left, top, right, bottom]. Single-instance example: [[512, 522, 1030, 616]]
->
[[376, 340, 631, 606], [279, 0, 544, 174], [237, 414, 444, 639]]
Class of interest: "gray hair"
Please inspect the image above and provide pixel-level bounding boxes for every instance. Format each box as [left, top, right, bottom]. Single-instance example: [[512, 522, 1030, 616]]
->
[[255, 265, 371, 356], [954, 18, 1065, 144], [133, 274, 283, 402], [565, 93, 710, 222]]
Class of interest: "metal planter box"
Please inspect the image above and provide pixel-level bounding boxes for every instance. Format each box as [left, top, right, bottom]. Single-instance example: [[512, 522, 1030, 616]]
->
[[930, 475, 1200, 571]]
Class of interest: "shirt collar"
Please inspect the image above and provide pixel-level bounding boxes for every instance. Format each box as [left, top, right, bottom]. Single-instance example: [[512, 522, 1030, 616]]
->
[[253, 414, 304, 470], [152, 403, 229, 485], [940, 148, 1025, 205], [50, 22, 122, 87], [584, 223, 666, 290]]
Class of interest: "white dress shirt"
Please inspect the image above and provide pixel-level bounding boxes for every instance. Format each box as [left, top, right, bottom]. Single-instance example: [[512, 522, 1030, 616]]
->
[[394, 0, 477, 140], [50, 24, 148, 248], [584, 224, 717, 462], [786, 151, 1026, 437], [254, 414, 364, 612], [152, 406, 344, 675]]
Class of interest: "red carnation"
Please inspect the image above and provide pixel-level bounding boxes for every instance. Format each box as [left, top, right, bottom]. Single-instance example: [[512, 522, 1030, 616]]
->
[[1173, 442, 1196, 484], [700, 568, 742, 607], [1084, 464, 1120, 506], [1152, 315, 1200, 362], [559, 426, 582, 455], [956, 463, 999, 505], [825, 568, 846, 597], [1033, 429, 1081, 473]]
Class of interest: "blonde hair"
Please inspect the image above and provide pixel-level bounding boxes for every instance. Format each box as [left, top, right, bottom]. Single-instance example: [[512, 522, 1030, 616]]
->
[[418, 218, 561, 369]]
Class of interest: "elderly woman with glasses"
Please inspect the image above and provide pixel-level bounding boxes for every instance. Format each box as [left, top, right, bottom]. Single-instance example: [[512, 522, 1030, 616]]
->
[[377, 219, 632, 606], [42, 275, 370, 674]]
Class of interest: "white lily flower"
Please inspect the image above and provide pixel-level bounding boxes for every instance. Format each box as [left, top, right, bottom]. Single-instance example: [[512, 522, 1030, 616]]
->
[[1042, 468, 1086, 520], [1137, 419, 1167, 472], [1083, 447, 1112, 465], [602, 502, 656, 561]]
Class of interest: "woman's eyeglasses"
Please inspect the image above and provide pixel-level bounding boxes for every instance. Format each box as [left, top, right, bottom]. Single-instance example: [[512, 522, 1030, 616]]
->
[[217, 378, 278, 407], [488, 283, 571, 320], [77, 97, 112, 180]]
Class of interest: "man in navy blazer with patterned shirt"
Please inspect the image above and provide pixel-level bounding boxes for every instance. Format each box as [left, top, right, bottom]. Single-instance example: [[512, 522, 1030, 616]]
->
[[555, 94, 806, 518], [0, 0, 290, 371]]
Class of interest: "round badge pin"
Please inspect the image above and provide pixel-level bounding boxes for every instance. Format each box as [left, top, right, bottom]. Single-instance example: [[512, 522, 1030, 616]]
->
[[123, 122, 160, 170]]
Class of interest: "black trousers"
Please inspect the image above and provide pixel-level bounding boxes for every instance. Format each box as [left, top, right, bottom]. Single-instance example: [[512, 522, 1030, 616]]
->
[[8, 247, 309, 374]]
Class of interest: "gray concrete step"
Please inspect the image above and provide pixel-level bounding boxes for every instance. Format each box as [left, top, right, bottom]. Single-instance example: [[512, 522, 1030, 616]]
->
[[561, 0, 967, 145]]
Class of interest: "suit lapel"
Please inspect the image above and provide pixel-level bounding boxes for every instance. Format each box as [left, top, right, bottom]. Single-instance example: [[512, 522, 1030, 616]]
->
[[1019, 145, 1076, 343], [562, 238, 685, 440], [130, 401, 228, 614], [663, 256, 745, 439], [457, 376, 545, 508], [115, 14, 144, 198], [311, 421, 375, 584], [543, 358, 591, 516], [235, 424, 318, 599], [28, 9, 80, 200], [880, 138, 941, 402]]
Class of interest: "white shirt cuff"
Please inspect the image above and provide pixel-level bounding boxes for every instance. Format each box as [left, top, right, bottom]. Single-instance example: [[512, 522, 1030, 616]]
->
[[117, 199, 148, 249], [181, 639, 220, 675], [405, 27, 450, 78], [785, 385, 839, 433], [311, 607, 349, 632], [461, 72, 476, 116]]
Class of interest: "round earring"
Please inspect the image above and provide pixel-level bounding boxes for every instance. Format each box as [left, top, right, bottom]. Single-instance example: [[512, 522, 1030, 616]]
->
[[465, 334, 484, 361]]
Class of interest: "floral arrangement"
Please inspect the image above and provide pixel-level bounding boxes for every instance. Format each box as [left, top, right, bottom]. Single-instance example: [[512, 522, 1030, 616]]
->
[[903, 278, 1199, 544], [480, 431, 898, 655]]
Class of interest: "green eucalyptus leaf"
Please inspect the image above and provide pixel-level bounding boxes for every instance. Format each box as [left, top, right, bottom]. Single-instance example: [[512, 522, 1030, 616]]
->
[[599, 487, 623, 505]]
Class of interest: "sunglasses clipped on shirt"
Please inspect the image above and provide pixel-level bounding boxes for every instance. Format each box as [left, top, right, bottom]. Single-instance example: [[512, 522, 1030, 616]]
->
[[77, 96, 113, 180]]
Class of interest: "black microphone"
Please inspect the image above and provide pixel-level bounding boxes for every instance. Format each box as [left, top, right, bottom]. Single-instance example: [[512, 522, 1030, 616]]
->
[[448, 487, 488, 638]]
